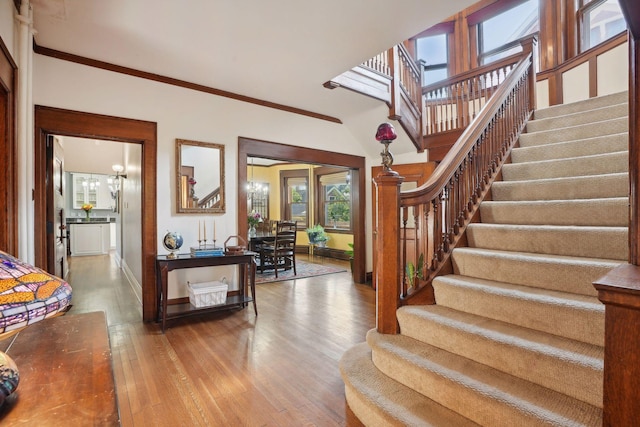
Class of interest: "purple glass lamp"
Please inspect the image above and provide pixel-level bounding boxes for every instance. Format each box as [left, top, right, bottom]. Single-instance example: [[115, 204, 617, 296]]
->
[[376, 122, 397, 171]]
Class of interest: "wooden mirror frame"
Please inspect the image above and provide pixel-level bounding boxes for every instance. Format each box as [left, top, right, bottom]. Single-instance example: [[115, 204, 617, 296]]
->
[[176, 139, 226, 214]]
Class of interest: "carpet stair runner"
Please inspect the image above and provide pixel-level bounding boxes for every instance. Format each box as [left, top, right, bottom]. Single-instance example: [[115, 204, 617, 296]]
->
[[341, 91, 629, 426]]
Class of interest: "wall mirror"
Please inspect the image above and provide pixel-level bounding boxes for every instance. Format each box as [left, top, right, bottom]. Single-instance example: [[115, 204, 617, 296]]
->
[[176, 139, 225, 214]]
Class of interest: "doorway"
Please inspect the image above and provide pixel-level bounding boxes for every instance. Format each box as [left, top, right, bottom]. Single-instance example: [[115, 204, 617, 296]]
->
[[238, 137, 367, 283], [34, 106, 158, 321]]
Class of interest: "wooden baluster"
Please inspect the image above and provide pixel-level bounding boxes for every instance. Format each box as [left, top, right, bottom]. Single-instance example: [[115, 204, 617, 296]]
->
[[422, 206, 430, 281], [401, 205, 408, 297], [413, 206, 420, 290], [436, 89, 444, 133], [431, 196, 440, 269]]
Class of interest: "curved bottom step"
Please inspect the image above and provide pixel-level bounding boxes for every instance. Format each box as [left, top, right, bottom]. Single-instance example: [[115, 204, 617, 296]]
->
[[340, 342, 480, 427]]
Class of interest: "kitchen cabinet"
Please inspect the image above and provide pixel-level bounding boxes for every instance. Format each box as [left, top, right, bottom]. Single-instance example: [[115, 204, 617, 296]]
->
[[72, 173, 113, 210], [70, 223, 110, 256]]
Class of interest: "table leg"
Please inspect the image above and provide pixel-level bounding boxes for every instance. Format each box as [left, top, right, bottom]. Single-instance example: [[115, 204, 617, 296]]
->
[[250, 258, 257, 315]]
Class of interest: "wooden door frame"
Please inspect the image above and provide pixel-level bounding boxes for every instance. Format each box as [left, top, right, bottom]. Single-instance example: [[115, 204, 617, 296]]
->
[[238, 137, 367, 284], [0, 36, 17, 256], [34, 106, 158, 321]]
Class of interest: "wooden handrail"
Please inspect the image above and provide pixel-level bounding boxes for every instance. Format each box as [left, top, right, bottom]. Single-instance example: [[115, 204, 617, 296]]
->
[[374, 37, 537, 334], [198, 187, 221, 209]]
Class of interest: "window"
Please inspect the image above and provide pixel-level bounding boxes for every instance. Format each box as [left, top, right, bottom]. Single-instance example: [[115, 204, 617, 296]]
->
[[247, 183, 269, 220], [579, 0, 626, 52], [416, 33, 449, 85], [318, 171, 352, 231], [478, 0, 539, 65], [281, 171, 308, 228]]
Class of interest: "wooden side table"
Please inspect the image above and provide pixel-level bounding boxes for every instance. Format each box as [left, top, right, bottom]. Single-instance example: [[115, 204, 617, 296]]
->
[[0, 312, 118, 425], [155, 253, 257, 332]]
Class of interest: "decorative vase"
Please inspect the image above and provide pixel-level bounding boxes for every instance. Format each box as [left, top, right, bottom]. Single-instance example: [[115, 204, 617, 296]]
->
[[85, 210, 90, 220], [249, 225, 257, 238]]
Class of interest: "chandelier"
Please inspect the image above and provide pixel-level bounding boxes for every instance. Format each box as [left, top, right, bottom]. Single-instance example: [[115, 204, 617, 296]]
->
[[82, 175, 100, 190], [247, 158, 268, 199]]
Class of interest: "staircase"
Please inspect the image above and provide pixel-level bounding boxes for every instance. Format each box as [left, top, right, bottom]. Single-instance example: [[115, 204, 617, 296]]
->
[[341, 91, 629, 426]]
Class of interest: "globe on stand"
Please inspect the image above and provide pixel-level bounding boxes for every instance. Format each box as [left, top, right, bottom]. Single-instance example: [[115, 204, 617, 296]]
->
[[162, 231, 183, 259]]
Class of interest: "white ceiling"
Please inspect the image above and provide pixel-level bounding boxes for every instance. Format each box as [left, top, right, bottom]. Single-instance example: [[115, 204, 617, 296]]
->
[[30, 0, 476, 156]]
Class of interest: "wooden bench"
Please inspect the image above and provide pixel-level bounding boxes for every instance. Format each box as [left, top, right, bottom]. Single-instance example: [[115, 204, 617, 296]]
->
[[0, 311, 118, 425]]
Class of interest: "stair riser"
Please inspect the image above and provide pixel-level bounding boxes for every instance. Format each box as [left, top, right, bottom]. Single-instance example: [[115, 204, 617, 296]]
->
[[502, 151, 628, 181], [370, 332, 602, 426], [526, 103, 627, 133], [511, 133, 628, 163], [533, 92, 628, 120], [451, 247, 619, 297], [518, 118, 627, 147], [480, 199, 628, 227], [491, 173, 628, 201], [397, 306, 603, 408], [466, 224, 628, 260], [433, 278, 605, 346]]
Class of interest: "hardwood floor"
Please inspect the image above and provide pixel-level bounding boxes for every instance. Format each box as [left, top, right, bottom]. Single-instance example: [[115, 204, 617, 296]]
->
[[66, 253, 374, 426]]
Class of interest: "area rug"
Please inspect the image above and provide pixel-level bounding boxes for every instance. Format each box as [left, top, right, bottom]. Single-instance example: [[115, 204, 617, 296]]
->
[[255, 259, 347, 284]]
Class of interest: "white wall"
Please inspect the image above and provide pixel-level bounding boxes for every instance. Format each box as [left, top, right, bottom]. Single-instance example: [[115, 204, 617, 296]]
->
[[0, 0, 16, 59], [33, 54, 376, 296]]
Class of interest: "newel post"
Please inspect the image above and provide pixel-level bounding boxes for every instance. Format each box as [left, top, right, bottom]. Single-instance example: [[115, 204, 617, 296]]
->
[[373, 123, 404, 334]]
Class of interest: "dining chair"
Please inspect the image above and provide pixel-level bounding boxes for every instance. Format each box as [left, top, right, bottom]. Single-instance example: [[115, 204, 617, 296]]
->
[[260, 220, 297, 278]]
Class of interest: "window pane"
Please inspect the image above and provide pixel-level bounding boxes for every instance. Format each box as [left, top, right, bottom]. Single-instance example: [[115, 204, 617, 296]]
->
[[424, 67, 449, 85], [481, 0, 539, 53], [319, 171, 352, 230], [583, 0, 626, 51], [416, 34, 448, 66], [481, 45, 522, 65], [287, 178, 307, 227]]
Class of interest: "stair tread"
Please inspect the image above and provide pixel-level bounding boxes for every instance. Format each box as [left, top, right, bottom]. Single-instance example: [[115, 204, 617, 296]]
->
[[399, 305, 603, 363], [434, 274, 604, 307], [433, 274, 605, 346], [340, 342, 482, 427], [397, 305, 603, 407], [451, 246, 622, 296], [368, 331, 602, 426], [533, 91, 627, 119], [526, 103, 627, 133], [501, 151, 628, 181], [480, 198, 628, 226], [518, 117, 627, 147], [511, 132, 628, 162], [466, 222, 628, 260]]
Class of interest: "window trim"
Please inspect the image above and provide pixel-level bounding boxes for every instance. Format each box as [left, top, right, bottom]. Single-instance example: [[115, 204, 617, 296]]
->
[[577, 0, 627, 53], [280, 169, 309, 229], [314, 166, 353, 233]]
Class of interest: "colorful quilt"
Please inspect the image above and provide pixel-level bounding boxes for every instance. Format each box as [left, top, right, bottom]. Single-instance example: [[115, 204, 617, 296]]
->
[[0, 251, 72, 335]]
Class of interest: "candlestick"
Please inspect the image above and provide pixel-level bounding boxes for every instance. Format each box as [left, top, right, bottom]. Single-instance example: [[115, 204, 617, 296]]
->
[[213, 220, 216, 241], [198, 220, 201, 241], [204, 221, 207, 241]]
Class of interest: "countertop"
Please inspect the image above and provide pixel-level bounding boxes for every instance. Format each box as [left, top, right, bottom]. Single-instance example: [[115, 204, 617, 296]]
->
[[66, 218, 116, 224]]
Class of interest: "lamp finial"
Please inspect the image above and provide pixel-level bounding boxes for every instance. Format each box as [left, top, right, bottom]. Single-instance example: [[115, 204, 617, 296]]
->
[[376, 123, 396, 171]]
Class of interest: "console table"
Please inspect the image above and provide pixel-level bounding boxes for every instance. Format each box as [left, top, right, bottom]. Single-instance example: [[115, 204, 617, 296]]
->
[[156, 252, 257, 332], [0, 312, 118, 425]]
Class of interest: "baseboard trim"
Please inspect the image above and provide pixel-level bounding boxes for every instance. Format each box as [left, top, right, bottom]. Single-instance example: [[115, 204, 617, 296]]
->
[[121, 258, 143, 304]]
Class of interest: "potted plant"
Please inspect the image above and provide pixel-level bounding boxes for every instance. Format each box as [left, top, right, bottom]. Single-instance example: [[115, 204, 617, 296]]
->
[[306, 224, 329, 247], [345, 242, 354, 272]]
